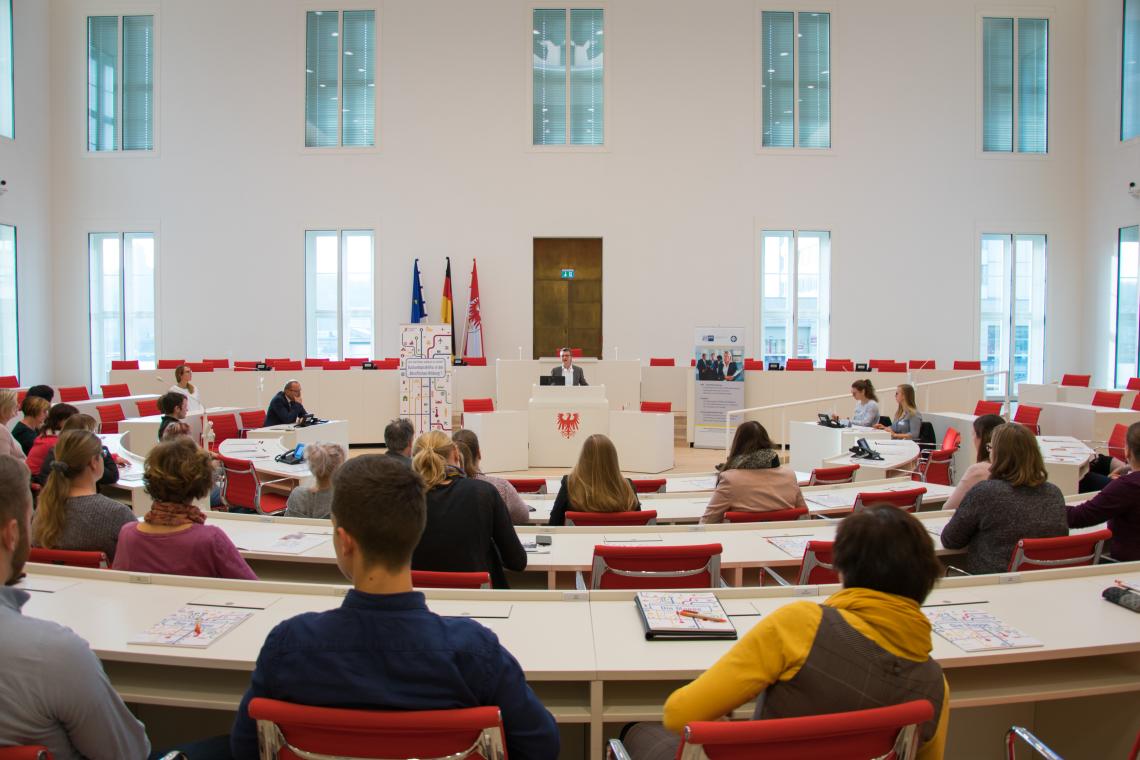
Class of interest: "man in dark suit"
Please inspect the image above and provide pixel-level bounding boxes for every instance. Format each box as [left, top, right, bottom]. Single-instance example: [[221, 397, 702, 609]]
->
[[714, 355, 725, 381], [550, 348, 587, 386], [696, 352, 709, 380], [264, 380, 309, 426]]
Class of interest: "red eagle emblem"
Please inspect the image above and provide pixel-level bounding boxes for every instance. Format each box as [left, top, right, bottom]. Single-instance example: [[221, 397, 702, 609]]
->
[[555, 412, 581, 439]]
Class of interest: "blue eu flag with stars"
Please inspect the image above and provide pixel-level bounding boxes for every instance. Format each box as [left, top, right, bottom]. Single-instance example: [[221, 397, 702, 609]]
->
[[411, 258, 427, 323]]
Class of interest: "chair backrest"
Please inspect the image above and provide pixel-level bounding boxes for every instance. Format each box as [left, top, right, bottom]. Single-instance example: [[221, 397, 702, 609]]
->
[[95, 403, 125, 434], [248, 699, 507, 760], [1012, 404, 1042, 430], [1108, 423, 1129, 461], [28, 548, 108, 569], [375, 358, 401, 369], [58, 386, 90, 402], [1007, 530, 1112, 572], [1132, 394, 1140, 413], [1127, 377, 1140, 391], [908, 359, 936, 370], [265, 357, 291, 365], [915, 449, 954, 486], [208, 413, 240, 449], [939, 427, 961, 452], [868, 359, 896, 370], [463, 357, 487, 366], [241, 409, 266, 430], [323, 361, 351, 370], [854, 487, 927, 514], [648, 357, 675, 367], [218, 455, 263, 512], [462, 398, 495, 413], [797, 540, 839, 585], [411, 570, 491, 590], [674, 699, 934, 760], [274, 360, 304, 371], [507, 477, 546, 493], [824, 359, 854, 371], [590, 543, 723, 590], [0, 747, 53, 760], [1091, 391, 1123, 408], [639, 401, 672, 413], [973, 400, 1003, 416], [203, 358, 230, 368], [0, 375, 18, 388], [876, 361, 908, 373], [110, 359, 139, 370], [344, 357, 368, 367], [916, 422, 936, 447], [304, 357, 330, 367], [565, 510, 658, 527], [234, 360, 261, 369], [743, 359, 765, 371], [785, 358, 814, 371], [724, 507, 808, 523], [808, 464, 860, 486], [1060, 373, 1091, 387], [631, 478, 667, 493], [136, 398, 160, 417], [157, 359, 185, 369], [100, 383, 131, 398], [185, 362, 214, 372], [953, 360, 982, 371]]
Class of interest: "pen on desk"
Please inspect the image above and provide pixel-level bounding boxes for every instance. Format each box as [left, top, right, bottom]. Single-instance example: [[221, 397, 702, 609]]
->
[[1114, 579, 1140, 593], [679, 609, 728, 623]]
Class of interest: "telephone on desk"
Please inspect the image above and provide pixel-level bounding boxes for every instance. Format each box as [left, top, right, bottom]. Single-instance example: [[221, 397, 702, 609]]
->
[[295, 414, 327, 428], [848, 438, 884, 461], [817, 413, 843, 429]]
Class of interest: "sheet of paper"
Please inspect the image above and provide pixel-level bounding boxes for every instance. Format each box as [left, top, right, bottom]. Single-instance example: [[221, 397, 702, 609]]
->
[[428, 602, 513, 619], [925, 608, 1043, 652], [521, 538, 551, 554], [804, 492, 854, 509], [666, 476, 717, 492], [719, 599, 764, 617], [236, 532, 330, 555], [603, 534, 664, 544], [17, 577, 79, 593], [128, 607, 253, 648], [766, 535, 812, 557], [189, 591, 281, 610]]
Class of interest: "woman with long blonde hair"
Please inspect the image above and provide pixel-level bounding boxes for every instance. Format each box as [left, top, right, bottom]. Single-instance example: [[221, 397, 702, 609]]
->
[[548, 434, 640, 526], [32, 429, 136, 560], [874, 383, 923, 440], [0, 389, 24, 460], [170, 364, 203, 412], [410, 430, 526, 588]]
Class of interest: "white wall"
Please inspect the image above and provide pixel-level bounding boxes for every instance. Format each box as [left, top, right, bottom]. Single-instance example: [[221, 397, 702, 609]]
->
[[40, 0, 1099, 386], [0, 0, 51, 383], [1085, 0, 1140, 388]]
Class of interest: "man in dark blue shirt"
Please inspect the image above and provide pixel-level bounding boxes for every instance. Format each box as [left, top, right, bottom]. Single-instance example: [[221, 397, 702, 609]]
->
[[229, 455, 560, 759], [263, 380, 307, 426]]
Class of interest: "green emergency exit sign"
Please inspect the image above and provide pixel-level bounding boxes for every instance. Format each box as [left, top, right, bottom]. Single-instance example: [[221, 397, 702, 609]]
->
[[561, 269, 575, 279]]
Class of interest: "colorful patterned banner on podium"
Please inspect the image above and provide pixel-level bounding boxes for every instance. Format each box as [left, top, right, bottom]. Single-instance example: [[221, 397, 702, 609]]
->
[[400, 324, 453, 435]]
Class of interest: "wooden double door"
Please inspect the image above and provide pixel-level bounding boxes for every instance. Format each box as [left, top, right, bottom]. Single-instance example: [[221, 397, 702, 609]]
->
[[533, 238, 602, 359]]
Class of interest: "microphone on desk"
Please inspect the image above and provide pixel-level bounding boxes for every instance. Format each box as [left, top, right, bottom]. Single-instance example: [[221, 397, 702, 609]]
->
[[1103, 586, 1140, 613]]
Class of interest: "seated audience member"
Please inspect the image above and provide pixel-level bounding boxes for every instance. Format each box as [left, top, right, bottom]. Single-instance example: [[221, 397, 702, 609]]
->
[[169, 364, 203, 413], [833, 379, 879, 428], [549, 434, 640, 526], [410, 431, 525, 588], [12, 394, 50, 455], [25, 384, 54, 403], [264, 380, 307, 427], [1067, 421, 1140, 561], [941, 423, 1067, 574], [453, 428, 531, 525], [25, 403, 79, 477], [0, 390, 24, 460], [701, 421, 805, 524], [160, 420, 192, 441], [942, 414, 1005, 511], [873, 383, 923, 440], [158, 420, 225, 510], [620, 506, 948, 760], [383, 417, 415, 466], [0, 455, 151, 759], [229, 455, 559, 759], [284, 442, 345, 519], [32, 430, 136, 561], [36, 414, 119, 488], [157, 391, 188, 440], [112, 439, 257, 580]]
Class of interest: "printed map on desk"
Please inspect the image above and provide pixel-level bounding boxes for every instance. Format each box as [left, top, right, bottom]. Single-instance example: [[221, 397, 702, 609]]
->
[[236, 532, 329, 555], [635, 591, 737, 640], [766, 535, 812, 557], [925, 608, 1043, 652], [128, 607, 253, 648]]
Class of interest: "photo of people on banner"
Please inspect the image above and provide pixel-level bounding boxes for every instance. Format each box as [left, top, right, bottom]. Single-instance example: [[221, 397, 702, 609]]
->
[[694, 348, 744, 382]]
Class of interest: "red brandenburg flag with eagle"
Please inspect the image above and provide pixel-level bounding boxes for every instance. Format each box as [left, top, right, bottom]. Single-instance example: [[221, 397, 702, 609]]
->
[[462, 259, 484, 359]]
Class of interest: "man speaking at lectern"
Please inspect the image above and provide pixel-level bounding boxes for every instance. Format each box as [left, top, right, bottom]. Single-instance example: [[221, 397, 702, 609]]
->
[[551, 348, 588, 386]]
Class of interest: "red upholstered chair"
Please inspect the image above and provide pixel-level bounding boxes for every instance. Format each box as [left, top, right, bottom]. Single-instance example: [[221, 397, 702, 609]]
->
[[411, 570, 491, 589], [763, 540, 839, 586], [808, 464, 860, 486], [207, 413, 240, 451], [28, 548, 108, 569], [239, 409, 265, 437], [157, 359, 184, 369], [344, 357, 368, 367], [743, 359, 765, 371], [724, 507, 808, 523], [973, 400, 1003, 416], [248, 699, 506, 760], [1127, 377, 1140, 391], [1132, 394, 1140, 412], [204, 358, 230, 368], [570, 348, 583, 357], [136, 398, 160, 417], [462, 398, 495, 413], [95, 404, 125, 434], [100, 383, 130, 398], [853, 487, 926, 514], [785, 358, 814, 371], [648, 357, 675, 367], [690, 359, 696, 367], [507, 478, 546, 493], [0, 375, 17, 388], [909, 359, 936, 370], [304, 358, 329, 367], [953, 360, 982, 370], [609, 700, 935, 760], [585, 543, 724, 590], [0, 746, 53, 759], [876, 361, 908, 373], [1061, 374, 1092, 387], [565, 510, 658, 527], [374, 358, 400, 370], [323, 361, 351, 370], [1013, 404, 1042, 433], [185, 362, 214, 372], [824, 358, 854, 371], [1007, 530, 1112, 572], [1091, 391, 1124, 408], [868, 359, 896, 371], [463, 356, 488, 366], [59, 386, 90, 402], [1107, 423, 1129, 461], [274, 360, 304, 371], [234, 361, 260, 370], [939, 427, 962, 452], [265, 357, 291, 365], [639, 401, 672, 413], [912, 448, 954, 486], [218, 456, 290, 515], [110, 359, 139, 370], [631, 478, 667, 493]]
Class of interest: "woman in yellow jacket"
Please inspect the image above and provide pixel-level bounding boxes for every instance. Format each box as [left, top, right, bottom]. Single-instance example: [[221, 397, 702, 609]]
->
[[621, 505, 950, 760]]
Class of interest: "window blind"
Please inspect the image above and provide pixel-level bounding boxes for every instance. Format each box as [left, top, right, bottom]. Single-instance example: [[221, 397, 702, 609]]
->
[[761, 12, 794, 148], [1125, 0, 1140, 141], [568, 9, 603, 145], [797, 13, 830, 149], [341, 11, 375, 147], [306, 11, 340, 147], [982, 18, 1013, 152], [1016, 18, 1048, 153], [121, 16, 154, 151], [533, 9, 567, 145], [88, 16, 119, 151], [0, 0, 12, 139]]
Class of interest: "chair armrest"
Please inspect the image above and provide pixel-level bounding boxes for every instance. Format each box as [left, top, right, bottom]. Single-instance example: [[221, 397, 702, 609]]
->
[[761, 566, 791, 586], [258, 476, 295, 488], [1099, 554, 1120, 563], [607, 739, 633, 760], [1005, 726, 1063, 760], [944, 564, 972, 577], [575, 571, 588, 591]]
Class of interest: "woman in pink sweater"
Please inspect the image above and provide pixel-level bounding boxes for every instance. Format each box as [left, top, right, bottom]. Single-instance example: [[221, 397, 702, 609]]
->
[[942, 414, 1005, 511], [701, 422, 805, 524]]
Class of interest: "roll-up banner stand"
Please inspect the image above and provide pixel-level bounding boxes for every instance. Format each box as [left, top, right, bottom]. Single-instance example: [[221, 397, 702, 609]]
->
[[693, 327, 746, 449]]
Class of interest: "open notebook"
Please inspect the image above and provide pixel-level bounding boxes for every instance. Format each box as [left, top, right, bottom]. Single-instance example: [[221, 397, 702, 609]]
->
[[634, 591, 738, 641]]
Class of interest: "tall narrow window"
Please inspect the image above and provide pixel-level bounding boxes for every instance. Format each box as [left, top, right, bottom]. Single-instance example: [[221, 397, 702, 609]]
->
[[305, 10, 376, 148], [533, 8, 604, 146], [0, 224, 16, 378], [982, 16, 1048, 153], [305, 230, 374, 359], [0, 0, 12, 139], [89, 233, 156, 388], [979, 233, 1047, 397], [1115, 225, 1140, 386], [87, 15, 154, 151], [1125, 0, 1140, 141], [760, 11, 830, 149], [760, 230, 831, 365]]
